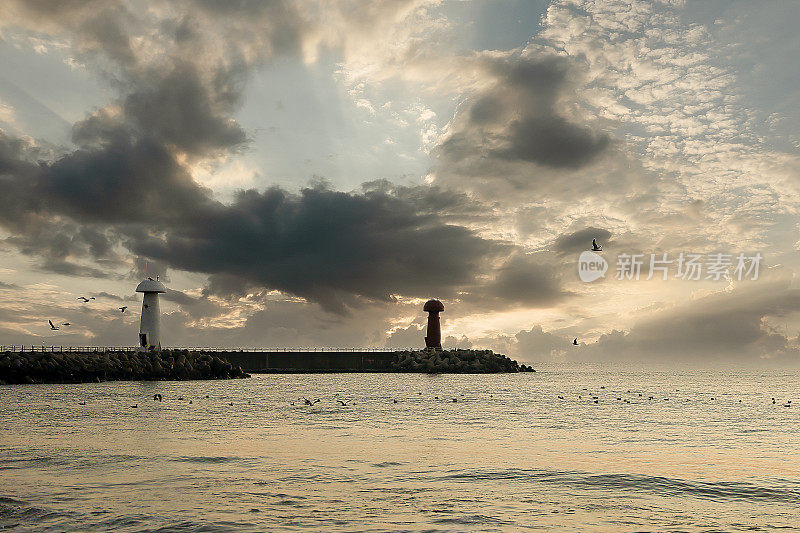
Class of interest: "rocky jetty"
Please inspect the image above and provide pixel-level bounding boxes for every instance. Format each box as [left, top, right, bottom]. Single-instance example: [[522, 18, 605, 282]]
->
[[0, 349, 250, 385], [390, 349, 534, 373]]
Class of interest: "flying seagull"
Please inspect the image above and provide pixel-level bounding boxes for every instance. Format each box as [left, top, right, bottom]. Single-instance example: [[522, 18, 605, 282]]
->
[[572, 338, 579, 346], [77, 296, 95, 302], [48, 320, 59, 330], [119, 306, 128, 313], [61, 322, 71, 326], [591, 239, 602, 252]]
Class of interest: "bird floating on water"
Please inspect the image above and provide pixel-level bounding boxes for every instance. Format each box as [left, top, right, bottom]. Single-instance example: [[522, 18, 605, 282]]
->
[[591, 238, 602, 252]]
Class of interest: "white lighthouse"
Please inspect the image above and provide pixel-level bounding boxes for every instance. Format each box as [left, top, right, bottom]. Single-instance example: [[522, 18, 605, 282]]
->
[[136, 278, 166, 350]]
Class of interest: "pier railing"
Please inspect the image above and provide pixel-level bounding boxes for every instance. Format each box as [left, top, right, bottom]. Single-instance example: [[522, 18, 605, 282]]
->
[[0, 346, 409, 353]]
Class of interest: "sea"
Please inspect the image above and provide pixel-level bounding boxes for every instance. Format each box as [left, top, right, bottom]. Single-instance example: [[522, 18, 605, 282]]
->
[[1, 364, 799, 532]]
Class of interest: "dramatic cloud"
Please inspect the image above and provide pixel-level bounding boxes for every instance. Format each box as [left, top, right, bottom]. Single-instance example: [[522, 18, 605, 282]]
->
[[514, 325, 569, 361], [131, 185, 507, 312], [0, 130, 511, 312], [436, 54, 612, 182], [503, 278, 800, 364], [584, 280, 800, 362], [463, 252, 570, 309]]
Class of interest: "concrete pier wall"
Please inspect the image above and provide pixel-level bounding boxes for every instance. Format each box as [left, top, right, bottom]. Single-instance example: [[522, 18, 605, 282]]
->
[[212, 351, 397, 373]]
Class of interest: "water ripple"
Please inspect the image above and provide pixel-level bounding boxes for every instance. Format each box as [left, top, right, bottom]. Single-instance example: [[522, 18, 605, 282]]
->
[[441, 468, 800, 504]]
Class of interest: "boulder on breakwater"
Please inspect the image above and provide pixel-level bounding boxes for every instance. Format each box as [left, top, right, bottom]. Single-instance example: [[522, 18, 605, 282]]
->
[[0, 349, 250, 385], [390, 349, 535, 374]]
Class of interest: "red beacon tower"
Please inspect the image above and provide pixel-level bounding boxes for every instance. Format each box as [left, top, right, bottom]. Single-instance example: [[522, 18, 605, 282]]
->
[[423, 299, 444, 350]]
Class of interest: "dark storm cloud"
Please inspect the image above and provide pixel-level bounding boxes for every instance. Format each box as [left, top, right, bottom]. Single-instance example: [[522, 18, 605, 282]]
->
[[0, 135, 510, 312], [466, 252, 570, 308], [492, 115, 610, 168], [437, 54, 611, 173], [129, 257, 172, 282], [122, 62, 249, 155], [553, 227, 612, 256], [130, 185, 508, 312], [41, 135, 212, 224], [360, 179, 494, 223]]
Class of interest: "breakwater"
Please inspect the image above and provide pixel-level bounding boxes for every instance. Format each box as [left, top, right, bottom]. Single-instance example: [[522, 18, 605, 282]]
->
[[213, 349, 533, 374], [0, 350, 249, 385], [0, 348, 533, 384]]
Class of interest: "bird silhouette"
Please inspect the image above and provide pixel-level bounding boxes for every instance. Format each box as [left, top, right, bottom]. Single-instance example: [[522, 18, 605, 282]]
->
[[61, 322, 71, 326], [77, 296, 95, 302], [48, 320, 59, 330], [592, 239, 602, 251], [119, 306, 128, 313], [572, 338, 579, 346]]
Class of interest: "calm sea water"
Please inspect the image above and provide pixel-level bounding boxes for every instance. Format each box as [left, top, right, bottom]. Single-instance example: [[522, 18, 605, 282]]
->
[[1, 365, 799, 532]]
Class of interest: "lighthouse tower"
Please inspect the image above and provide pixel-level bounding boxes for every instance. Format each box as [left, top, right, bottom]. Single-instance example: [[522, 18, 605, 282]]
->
[[136, 278, 166, 350], [423, 299, 444, 350]]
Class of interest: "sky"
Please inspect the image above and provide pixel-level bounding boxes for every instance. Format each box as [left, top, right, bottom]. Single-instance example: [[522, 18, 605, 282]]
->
[[1, 0, 799, 364]]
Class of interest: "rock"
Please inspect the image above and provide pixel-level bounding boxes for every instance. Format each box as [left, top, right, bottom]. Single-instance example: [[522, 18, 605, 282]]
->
[[0, 350, 252, 385]]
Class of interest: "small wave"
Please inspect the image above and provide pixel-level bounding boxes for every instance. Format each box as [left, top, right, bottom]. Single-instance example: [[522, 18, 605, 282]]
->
[[372, 461, 403, 467], [0, 495, 79, 529], [0, 453, 143, 470], [440, 468, 800, 505], [174, 455, 246, 464], [431, 513, 514, 526]]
